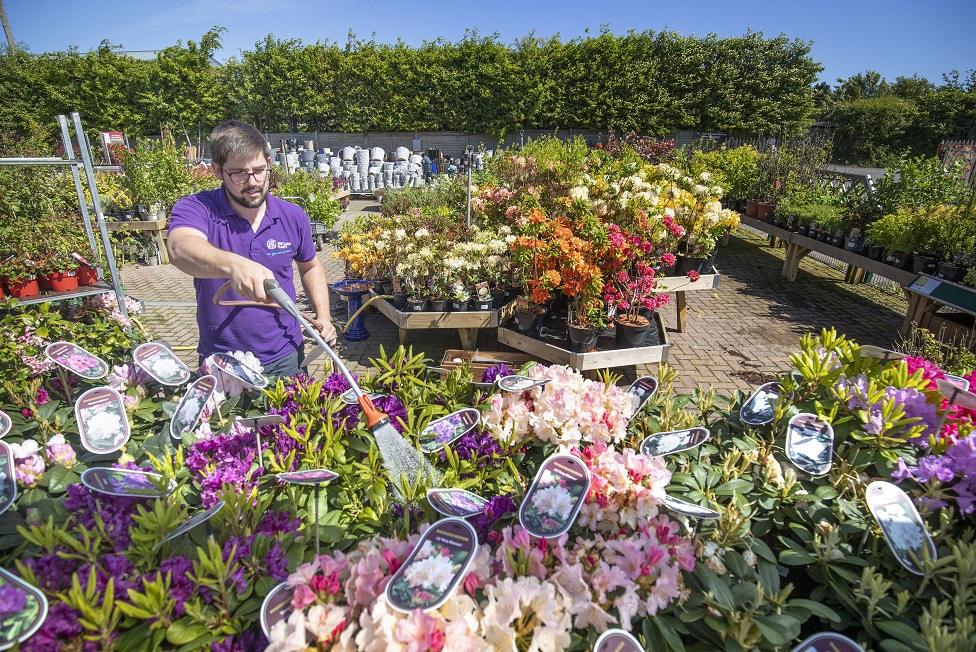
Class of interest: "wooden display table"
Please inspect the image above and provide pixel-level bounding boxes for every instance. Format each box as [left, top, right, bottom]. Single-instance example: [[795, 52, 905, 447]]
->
[[371, 296, 516, 350], [902, 274, 976, 345], [739, 216, 916, 286], [657, 268, 721, 332], [106, 219, 169, 264], [497, 311, 670, 372]]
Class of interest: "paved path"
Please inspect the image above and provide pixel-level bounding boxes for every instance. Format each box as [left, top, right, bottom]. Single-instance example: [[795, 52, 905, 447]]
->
[[123, 203, 907, 394]]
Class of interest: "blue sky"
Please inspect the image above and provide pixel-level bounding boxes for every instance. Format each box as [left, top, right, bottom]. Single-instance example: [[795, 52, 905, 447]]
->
[[5, 0, 975, 85]]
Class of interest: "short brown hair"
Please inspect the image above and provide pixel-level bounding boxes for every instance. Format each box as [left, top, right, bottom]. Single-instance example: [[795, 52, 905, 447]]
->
[[209, 120, 269, 166]]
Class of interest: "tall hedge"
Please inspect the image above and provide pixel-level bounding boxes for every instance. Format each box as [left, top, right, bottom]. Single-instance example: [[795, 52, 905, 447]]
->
[[0, 27, 822, 139]]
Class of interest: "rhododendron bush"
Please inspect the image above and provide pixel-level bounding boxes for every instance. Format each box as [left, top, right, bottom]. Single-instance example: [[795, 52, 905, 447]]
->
[[2, 322, 976, 650]]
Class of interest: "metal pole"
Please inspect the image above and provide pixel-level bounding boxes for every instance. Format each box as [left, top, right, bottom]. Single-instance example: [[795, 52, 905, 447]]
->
[[71, 113, 128, 318], [465, 146, 473, 227], [57, 116, 100, 262], [313, 484, 321, 556]]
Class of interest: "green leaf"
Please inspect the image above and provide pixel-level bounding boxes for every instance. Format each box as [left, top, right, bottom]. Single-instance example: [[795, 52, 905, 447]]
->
[[166, 619, 210, 645], [755, 614, 800, 647], [779, 550, 816, 566], [789, 598, 841, 623], [877, 621, 927, 648]]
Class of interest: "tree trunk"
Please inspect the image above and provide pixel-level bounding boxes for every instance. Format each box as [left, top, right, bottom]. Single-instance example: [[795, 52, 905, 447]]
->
[[0, 0, 15, 54]]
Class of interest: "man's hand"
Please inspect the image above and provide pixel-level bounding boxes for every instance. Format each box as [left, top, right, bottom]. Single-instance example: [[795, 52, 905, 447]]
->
[[310, 315, 339, 346], [230, 258, 275, 302]]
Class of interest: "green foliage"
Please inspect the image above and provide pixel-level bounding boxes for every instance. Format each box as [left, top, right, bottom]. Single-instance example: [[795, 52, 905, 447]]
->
[[0, 28, 822, 137], [829, 96, 918, 164], [866, 208, 922, 253], [118, 136, 194, 210], [272, 170, 341, 228], [689, 145, 761, 201], [379, 176, 467, 218], [873, 154, 973, 216]]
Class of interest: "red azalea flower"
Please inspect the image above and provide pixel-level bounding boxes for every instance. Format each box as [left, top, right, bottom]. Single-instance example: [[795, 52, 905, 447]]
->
[[687, 270, 701, 281]]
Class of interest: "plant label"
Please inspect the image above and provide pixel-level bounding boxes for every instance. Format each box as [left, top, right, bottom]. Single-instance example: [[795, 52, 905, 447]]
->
[[80, 467, 173, 498], [170, 375, 217, 440], [75, 387, 130, 454], [426, 488, 489, 518], [594, 628, 644, 652], [0, 568, 48, 651], [627, 376, 659, 415], [44, 341, 109, 380], [159, 501, 224, 546], [385, 517, 478, 613], [790, 632, 865, 652], [937, 379, 976, 410], [260, 582, 298, 640], [640, 427, 710, 457], [418, 408, 481, 452], [208, 353, 268, 389], [740, 382, 782, 426], [0, 442, 16, 517], [338, 388, 386, 405], [0, 411, 10, 439], [859, 345, 906, 361], [519, 454, 590, 539], [785, 413, 834, 477], [866, 480, 937, 576], [275, 469, 339, 486], [497, 375, 549, 393], [134, 342, 191, 386], [234, 415, 284, 430], [662, 495, 720, 520], [943, 374, 970, 392]]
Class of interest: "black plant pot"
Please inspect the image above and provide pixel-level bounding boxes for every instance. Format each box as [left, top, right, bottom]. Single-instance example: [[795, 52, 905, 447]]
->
[[785, 215, 799, 232], [615, 316, 651, 348], [503, 286, 520, 303], [472, 298, 492, 311], [567, 324, 599, 353], [391, 292, 408, 310], [381, 281, 394, 295], [677, 250, 717, 275], [830, 232, 845, 247], [868, 246, 885, 261], [431, 299, 449, 312], [491, 290, 506, 309], [798, 224, 809, 236], [889, 251, 913, 270], [515, 308, 545, 338], [912, 255, 937, 275], [937, 263, 966, 282], [406, 297, 429, 312], [451, 300, 469, 312]]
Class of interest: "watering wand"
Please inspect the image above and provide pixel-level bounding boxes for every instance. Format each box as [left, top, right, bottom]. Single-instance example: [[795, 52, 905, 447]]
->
[[263, 278, 389, 430]]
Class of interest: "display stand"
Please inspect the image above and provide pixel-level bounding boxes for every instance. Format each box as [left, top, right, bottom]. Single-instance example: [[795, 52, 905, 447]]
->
[[497, 311, 670, 372], [740, 216, 916, 287], [105, 220, 169, 264], [902, 274, 976, 344], [371, 296, 516, 351], [656, 268, 721, 332], [0, 113, 128, 315]]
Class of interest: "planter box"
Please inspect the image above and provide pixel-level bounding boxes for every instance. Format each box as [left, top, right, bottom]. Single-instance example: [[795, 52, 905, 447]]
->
[[498, 311, 670, 371]]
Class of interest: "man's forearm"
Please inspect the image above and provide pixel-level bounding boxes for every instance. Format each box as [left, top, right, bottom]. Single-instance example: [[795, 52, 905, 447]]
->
[[299, 261, 331, 316], [169, 233, 245, 279]]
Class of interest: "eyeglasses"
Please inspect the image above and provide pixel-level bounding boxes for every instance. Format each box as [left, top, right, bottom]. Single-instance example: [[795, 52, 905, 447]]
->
[[224, 167, 269, 184]]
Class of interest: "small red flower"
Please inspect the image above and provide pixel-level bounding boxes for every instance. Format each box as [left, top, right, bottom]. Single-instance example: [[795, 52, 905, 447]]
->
[[687, 270, 701, 282]]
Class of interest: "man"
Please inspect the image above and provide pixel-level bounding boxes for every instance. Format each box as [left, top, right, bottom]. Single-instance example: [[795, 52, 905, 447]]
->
[[167, 120, 338, 377]]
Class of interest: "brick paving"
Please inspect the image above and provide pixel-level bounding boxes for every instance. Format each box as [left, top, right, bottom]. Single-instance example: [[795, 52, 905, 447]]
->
[[122, 203, 907, 394]]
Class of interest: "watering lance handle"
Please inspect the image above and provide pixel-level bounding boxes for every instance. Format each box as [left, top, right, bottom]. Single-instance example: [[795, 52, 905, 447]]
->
[[262, 279, 359, 396]]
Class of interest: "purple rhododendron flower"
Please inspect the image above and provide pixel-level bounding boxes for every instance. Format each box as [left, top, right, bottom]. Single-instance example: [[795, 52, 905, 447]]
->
[[439, 429, 501, 468], [22, 603, 83, 652], [158, 555, 196, 616], [470, 494, 517, 542], [481, 363, 514, 384]]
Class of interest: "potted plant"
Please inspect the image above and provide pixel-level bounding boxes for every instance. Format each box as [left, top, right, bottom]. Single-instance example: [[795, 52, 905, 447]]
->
[[471, 282, 493, 311], [1, 256, 40, 298], [866, 209, 917, 270], [450, 281, 470, 311], [604, 262, 669, 348], [429, 273, 450, 312]]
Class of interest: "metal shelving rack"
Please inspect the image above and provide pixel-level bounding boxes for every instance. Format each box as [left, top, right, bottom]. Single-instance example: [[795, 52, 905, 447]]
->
[[0, 113, 128, 317]]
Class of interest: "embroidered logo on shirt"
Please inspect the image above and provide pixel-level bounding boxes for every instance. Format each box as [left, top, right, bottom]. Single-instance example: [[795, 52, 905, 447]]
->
[[266, 239, 293, 251]]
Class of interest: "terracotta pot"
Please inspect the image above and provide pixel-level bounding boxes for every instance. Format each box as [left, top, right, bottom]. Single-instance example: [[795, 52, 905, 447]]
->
[[745, 199, 759, 218], [77, 265, 99, 286], [44, 271, 79, 293], [756, 202, 774, 221], [7, 277, 40, 299]]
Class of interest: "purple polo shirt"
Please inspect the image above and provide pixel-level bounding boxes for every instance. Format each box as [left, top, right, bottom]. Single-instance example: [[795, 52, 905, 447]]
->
[[167, 187, 315, 364]]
